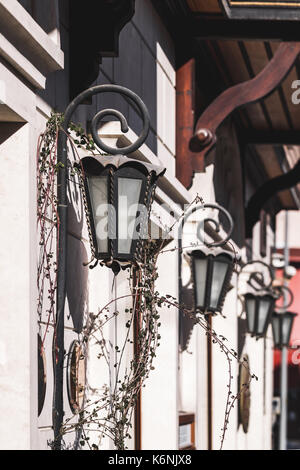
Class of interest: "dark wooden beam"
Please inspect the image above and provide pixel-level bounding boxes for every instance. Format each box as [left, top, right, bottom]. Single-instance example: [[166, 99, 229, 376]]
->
[[245, 159, 300, 237], [189, 17, 300, 41], [221, 0, 300, 22], [151, 0, 196, 69], [153, 1, 300, 42], [69, 0, 135, 100], [243, 130, 300, 146]]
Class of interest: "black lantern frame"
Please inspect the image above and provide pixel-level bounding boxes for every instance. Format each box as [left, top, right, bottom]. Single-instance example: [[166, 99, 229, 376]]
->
[[272, 311, 297, 349], [177, 202, 235, 322], [244, 292, 276, 339], [240, 260, 295, 340], [189, 247, 235, 315], [79, 154, 164, 272], [178, 203, 235, 351]]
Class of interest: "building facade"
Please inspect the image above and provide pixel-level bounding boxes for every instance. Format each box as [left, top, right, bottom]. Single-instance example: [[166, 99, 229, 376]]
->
[[0, 0, 299, 450]]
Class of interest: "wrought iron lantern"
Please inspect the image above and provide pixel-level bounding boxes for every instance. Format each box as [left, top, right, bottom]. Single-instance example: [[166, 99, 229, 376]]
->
[[80, 154, 165, 273], [66, 85, 166, 274], [54, 84, 165, 448], [244, 292, 276, 339], [240, 260, 294, 340], [189, 246, 235, 315], [272, 311, 297, 349]]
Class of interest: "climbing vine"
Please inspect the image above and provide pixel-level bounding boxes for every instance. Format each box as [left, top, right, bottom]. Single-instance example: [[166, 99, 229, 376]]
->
[[37, 112, 63, 348], [37, 113, 256, 451], [37, 113, 96, 353]]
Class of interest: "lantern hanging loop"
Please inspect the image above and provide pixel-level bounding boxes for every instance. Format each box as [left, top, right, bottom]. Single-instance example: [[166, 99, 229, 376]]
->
[[91, 108, 129, 142], [68, 84, 151, 155]]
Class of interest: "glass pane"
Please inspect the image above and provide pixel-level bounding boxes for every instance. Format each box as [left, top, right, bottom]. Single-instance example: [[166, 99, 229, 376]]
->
[[282, 316, 293, 346], [257, 299, 271, 335], [210, 260, 228, 309], [118, 177, 142, 254], [272, 316, 281, 346], [194, 258, 208, 308], [245, 297, 256, 334], [88, 176, 108, 253]]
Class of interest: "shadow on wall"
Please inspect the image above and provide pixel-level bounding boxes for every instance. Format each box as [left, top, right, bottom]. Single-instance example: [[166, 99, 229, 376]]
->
[[66, 167, 89, 333], [237, 317, 247, 361], [0, 122, 25, 145], [179, 286, 196, 352], [96, 7, 162, 156], [17, 0, 59, 35]]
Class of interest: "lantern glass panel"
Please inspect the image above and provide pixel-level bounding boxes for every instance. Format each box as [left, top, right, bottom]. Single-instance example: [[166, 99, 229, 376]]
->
[[88, 176, 108, 253], [272, 315, 280, 346], [117, 177, 143, 254], [282, 315, 294, 346], [194, 257, 208, 307], [257, 298, 272, 335], [245, 296, 256, 334], [210, 258, 229, 309]]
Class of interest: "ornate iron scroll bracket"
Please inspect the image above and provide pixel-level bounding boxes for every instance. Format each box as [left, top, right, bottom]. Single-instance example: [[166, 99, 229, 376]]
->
[[178, 43, 300, 188], [178, 202, 235, 351], [238, 259, 274, 291], [245, 158, 300, 237], [178, 202, 234, 249], [238, 259, 294, 311], [54, 85, 151, 449]]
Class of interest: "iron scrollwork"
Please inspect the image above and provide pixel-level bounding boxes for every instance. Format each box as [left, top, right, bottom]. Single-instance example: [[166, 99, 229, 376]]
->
[[179, 202, 234, 248], [239, 259, 274, 291], [89, 86, 150, 154], [178, 202, 235, 351], [239, 259, 294, 311]]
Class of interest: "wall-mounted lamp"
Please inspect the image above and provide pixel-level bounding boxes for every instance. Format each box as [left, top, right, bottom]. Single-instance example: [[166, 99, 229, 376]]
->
[[189, 247, 235, 315], [240, 260, 294, 340], [177, 202, 236, 319], [244, 292, 276, 339], [54, 84, 165, 447], [272, 311, 297, 349], [70, 86, 166, 274], [80, 155, 164, 274]]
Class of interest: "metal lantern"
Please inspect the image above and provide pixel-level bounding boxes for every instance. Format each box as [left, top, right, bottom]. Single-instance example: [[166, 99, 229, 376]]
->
[[272, 311, 297, 349], [80, 154, 165, 273], [189, 247, 235, 315], [244, 292, 276, 339]]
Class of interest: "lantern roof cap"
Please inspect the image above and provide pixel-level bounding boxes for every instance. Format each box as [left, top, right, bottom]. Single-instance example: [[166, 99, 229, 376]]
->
[[245, 290, 276, 299], [273, 311, 297, 317], [81, 153, 166, 177], [187, 246, 239, 261]]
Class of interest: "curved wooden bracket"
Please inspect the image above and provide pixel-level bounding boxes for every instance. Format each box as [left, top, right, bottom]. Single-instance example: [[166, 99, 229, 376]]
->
[[245, 159, 300, 238], [183, 42, 300, 188]]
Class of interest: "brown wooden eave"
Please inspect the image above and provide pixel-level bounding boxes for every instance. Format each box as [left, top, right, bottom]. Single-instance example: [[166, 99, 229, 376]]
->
[[153, 0, 300, 218]]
